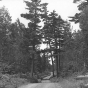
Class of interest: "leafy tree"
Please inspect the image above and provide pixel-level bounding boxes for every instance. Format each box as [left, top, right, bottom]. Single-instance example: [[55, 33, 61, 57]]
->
[[0, 7, 23, 74], [0, 6, 11, 62], [70, 0, 88, 70], [60, 25, 85, 76]]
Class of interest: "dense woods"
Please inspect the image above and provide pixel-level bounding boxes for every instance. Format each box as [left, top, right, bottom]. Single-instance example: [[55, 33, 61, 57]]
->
[[0, 0, 88, 82]]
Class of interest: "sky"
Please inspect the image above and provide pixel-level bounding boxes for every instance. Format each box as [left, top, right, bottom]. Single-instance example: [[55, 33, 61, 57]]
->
[[0, 0, 80, 30]]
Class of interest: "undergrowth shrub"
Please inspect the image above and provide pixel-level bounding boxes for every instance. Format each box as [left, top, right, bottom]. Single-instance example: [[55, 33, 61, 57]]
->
[[29, 77, 38, 83]]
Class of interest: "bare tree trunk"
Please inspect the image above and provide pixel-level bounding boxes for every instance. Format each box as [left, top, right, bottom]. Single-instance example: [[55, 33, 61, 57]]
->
[[31, 54, 34, 77], [58, 53, 60, 76], [56, 54, 58, 77], [51, 54, 54, 77], [43, 53, 46, 71], [55, 39, 58, 78], [31, 45, 35, 77], [58, 38, 60, 76]]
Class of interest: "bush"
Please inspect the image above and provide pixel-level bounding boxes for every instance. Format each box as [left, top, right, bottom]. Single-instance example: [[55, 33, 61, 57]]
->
[[36, 70, 50, 79], [79, 83, 88, 88], [0, 74, 28, 88], [29, 77, 38, 83], [19, 74, 28, 79]]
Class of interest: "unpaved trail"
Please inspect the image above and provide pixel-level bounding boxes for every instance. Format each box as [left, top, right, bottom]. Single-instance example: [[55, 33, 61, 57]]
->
[[19, 83, 62, 88], [18, 72, 62, 88]]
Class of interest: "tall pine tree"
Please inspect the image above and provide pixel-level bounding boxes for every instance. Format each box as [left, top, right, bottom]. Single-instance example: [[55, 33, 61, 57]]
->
[[43, 10, 65, 77], [21, 0, 48, 77]]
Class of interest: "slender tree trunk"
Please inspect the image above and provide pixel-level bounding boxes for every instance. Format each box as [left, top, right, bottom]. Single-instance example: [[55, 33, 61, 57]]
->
[[43, 53, 46, 71], [31, 54, 34, 77], [0, 44, 3, 62], [31, 45, 35, 77], [51, 53, 54, 77], [55, 39, 58, 78], [54, 48, 59, 77], [58, 53, 60, 76], [1, 49, 2, 60], [56, 54, 58, 77], [58, 38, 60, 76]]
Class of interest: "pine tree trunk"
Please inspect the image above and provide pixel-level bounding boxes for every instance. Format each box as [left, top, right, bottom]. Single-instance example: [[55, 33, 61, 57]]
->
[[55, 49, 59, 77], [43, 53, 46, 71], [51, 55, 54, 77], [55, 38, 58, 78], [31, 54, 34, 77], [0, 44, 2, 60], [58, 38, 60, 76], [31, 45, 35, 77], [58, 53, 60, 76], [56, 54, 58, 77]]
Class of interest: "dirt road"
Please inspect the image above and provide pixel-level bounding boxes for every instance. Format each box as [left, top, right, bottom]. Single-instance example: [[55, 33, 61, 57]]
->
[[19, 83, 62, 88], [19, 72, 62, 88]]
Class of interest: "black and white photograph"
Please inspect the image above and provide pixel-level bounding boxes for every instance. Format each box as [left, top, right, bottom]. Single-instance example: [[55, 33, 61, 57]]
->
[[0, 0, 88, 88]]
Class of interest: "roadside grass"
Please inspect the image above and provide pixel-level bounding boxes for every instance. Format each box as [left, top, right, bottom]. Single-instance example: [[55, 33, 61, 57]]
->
[[50, 76, 85, 88], [60, 77, 84, 88], [60, 79, 82, 88], [50, 71, 88, 88], [0, 71, 51, 88], [0, 74, 28, 88], [36, 71, 51, 79]]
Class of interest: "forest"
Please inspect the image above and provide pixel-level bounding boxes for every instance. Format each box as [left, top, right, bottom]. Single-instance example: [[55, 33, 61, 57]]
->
[[0, 0, 88, 87]]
